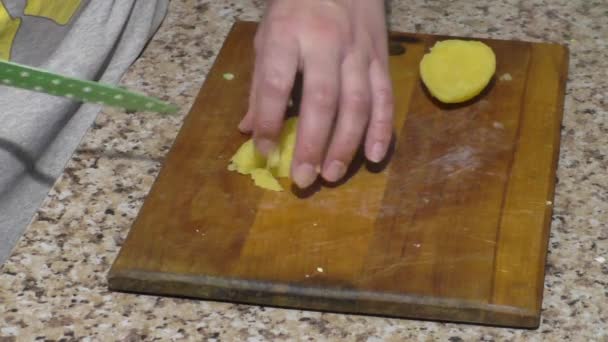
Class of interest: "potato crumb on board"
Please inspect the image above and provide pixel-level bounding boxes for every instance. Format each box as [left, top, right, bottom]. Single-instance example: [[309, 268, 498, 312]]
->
[[222, 72, 235, 80], [493, 121, 505, 130], [499, 73, 513, 81], [316, 267, 324, 273]]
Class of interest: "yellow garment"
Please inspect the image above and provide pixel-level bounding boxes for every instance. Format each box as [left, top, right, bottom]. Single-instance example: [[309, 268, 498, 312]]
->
[[0, 0, 82, 60], [0, 2, 20, 60], [24, 0, 82, 25]]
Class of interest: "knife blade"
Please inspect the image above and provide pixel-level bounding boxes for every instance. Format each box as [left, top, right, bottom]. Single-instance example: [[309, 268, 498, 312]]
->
[[0, 60, 178, 114]]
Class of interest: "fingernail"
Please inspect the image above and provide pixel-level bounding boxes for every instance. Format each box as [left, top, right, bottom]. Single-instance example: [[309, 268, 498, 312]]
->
[[238, 113, 251, 132], [370, 142, 386, 163], [324, 160, 346, 182], [293, 163, 318, 188], [238, 119, 248, 132], [256, 138, 275, 155]]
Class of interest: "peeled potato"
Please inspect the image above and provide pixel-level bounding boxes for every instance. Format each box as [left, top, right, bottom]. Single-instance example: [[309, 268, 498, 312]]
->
[[227, 117, 298, 191], [420, 40, 496, 103]]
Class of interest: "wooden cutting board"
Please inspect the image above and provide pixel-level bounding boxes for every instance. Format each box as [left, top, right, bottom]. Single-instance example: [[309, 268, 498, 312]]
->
[[108, 21, 568, 328]]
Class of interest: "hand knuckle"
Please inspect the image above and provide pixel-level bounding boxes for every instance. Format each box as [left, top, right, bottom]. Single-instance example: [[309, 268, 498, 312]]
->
[[322, 25, 342, 41], [255, 118, 281, 134], [268, 15, 294, 34], [261, 70, 291, 96], [298, 139, 316, 158], [311, 86, 336, 111], [376, 86, 394, 109], [343, 129, 363, 148], [371, 115, 394, 135], [351, 110, 370, 126], [306, 16, 345, 40], [346, 89, 371, 109]]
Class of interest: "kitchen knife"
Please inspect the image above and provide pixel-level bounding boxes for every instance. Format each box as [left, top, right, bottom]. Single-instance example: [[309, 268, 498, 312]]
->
[[0, 60, 178, 114]]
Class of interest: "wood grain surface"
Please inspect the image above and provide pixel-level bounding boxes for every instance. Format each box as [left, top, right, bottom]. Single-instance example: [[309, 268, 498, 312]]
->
[[108, 21, 569, 328]]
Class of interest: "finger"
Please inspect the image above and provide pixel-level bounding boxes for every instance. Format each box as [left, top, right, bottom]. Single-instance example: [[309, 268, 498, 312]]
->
[[321, 53, 371, 182], [239, 108, 255, 133], [239, 60, 259, 133], [365, 58, 394, 163], [292, 48, 341, 188], [240, 24, 268, 133], [252, 37, 299, 155]]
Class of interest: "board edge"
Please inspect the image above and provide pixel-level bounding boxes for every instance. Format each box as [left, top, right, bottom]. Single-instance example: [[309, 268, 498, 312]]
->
[[108, 269, 540, 329], [533, 41, 571, 320]]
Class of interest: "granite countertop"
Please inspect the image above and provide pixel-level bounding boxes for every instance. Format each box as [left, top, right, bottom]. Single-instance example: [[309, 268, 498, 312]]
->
[[1, 0, 606, 340]]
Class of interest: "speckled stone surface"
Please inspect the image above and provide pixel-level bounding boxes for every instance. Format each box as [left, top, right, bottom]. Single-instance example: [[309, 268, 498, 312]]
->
[[1, 0, 607, 340]]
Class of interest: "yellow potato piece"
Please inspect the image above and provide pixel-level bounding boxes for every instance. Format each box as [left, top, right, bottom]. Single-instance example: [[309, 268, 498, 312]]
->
[[251, 169, 283, 192], [420, 40, 496, 103], [227, 139, 265, 175], [276, 117, 298, 178], [227, 117, 298, 191]]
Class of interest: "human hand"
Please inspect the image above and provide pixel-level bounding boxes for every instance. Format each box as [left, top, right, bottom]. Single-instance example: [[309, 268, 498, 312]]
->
[[239, 0, 393, 188]]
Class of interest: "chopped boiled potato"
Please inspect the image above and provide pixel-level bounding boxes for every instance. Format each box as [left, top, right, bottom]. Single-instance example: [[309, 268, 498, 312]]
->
[[267, 148, 281, 171], [227, 139, 266, 175], [276, 117, 298, 178], [420, 40, 496, 103], [251, 169, 283, 191], [227, 117, 298, 191]]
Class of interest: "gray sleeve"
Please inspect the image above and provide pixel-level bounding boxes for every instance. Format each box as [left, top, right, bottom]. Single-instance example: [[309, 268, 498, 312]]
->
[[0, 0, 169, 264]]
